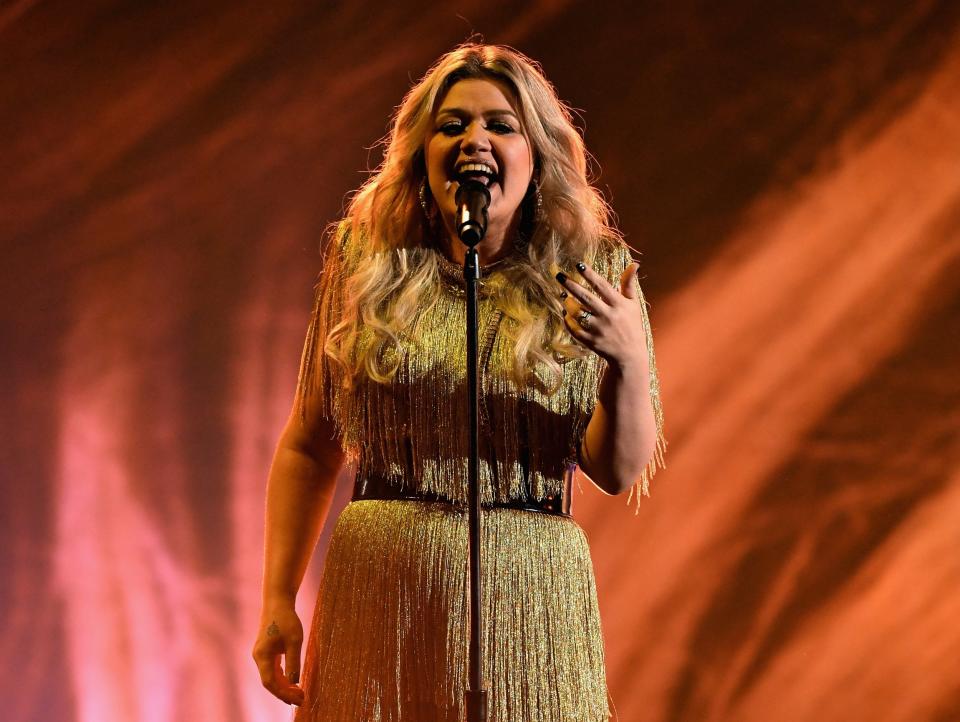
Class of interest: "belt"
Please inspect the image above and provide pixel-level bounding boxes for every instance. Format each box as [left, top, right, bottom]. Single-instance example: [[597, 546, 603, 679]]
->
[[351, 471, 572, 518]]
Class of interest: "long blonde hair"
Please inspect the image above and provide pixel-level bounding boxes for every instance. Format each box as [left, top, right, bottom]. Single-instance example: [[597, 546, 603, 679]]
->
[[325, 42, 623, 392]]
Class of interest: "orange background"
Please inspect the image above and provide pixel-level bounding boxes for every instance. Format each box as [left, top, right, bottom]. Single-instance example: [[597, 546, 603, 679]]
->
[[2, 2, 959, 721]]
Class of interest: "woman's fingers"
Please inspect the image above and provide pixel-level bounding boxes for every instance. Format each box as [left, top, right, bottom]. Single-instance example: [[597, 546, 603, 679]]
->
[[255, 650, 304, 705], [285, 637, 302, 688], [564, 309, 598, 338], [619, 262, 640, 300], [574, 262, 623, 306], [559, 292, 599, 339], [253, 650, 303, 706], [275, 655, 305, 705], [555, 272, 604, 313], [556, 259, 635, 311]]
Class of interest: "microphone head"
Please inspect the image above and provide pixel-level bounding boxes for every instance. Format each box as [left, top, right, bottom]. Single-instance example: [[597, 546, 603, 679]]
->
[[455, 176, 491, 205], [455, 178, 491, 247]]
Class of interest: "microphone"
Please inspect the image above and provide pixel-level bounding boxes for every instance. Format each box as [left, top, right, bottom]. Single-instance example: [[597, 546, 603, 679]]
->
[[455, 177, 491, 247]]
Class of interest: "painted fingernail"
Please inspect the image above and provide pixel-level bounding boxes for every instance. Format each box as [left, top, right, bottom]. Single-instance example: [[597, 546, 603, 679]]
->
[[576, 262, 587, 272], [560, 291, 568, 299], [555, 272, 567, 283]]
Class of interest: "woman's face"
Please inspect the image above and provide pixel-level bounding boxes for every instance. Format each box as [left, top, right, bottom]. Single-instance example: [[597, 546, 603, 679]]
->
[[423, 78, 534, 249]]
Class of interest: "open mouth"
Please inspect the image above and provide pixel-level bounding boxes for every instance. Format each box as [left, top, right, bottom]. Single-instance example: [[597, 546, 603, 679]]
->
[[455, 161, 498, 187]]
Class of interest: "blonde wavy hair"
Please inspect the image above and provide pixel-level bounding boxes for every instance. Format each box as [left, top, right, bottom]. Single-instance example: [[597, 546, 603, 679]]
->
[[325, 42, 623, 392]]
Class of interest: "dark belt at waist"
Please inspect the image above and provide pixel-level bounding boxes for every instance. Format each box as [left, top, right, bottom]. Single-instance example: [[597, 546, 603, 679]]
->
[[351, 471, 572, 518]]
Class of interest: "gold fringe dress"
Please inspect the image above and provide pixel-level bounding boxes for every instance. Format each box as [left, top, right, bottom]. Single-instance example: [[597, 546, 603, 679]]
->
[[292, 229, 666, 722]]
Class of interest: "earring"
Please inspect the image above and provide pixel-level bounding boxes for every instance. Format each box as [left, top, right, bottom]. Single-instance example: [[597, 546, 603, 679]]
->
[[517, 178, 543, 245], [419, 178, 432, 219], [419, 177, 443, 240], [531, 179, 544, 222]]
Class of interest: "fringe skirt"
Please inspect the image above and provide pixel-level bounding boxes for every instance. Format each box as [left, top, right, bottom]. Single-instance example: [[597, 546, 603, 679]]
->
[[294, 499, 611, 722]]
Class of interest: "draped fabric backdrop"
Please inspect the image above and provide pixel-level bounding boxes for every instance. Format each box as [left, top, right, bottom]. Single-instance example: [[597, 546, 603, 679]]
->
[[2, 2, 959, 721]]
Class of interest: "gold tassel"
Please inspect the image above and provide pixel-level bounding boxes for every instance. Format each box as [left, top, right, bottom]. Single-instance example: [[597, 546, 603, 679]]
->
[[296, 501, 611, 721], [295, 231, 667, 511]]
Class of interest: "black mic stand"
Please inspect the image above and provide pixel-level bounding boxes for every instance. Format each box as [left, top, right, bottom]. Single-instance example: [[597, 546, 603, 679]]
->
[[456, 179, 491, 722]]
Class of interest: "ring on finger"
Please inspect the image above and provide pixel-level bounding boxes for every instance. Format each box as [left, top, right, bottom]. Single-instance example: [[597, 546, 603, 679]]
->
[[577, 309, 594, 329]]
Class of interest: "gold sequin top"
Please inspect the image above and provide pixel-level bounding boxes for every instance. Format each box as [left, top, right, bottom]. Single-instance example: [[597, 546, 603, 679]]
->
[[295, 226, 666, 510]]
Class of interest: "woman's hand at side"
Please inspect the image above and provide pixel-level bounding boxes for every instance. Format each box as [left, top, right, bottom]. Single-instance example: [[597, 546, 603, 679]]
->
[[252, 597, 306, 706]]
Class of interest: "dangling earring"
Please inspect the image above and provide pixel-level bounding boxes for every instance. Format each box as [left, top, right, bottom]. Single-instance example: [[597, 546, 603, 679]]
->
[[419, 178, 438, 238], [419, 178, 432, 219], [419, 177, 444, 241], [530, 178, 544, 223], [519, 177, 544, 242]]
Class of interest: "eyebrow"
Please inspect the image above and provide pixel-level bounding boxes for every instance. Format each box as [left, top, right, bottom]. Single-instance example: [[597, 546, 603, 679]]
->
[[435, 108, 520, 121]]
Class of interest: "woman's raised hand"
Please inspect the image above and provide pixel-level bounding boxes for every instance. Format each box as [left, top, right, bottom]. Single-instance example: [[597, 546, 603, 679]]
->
[[251, 600, 306, 706], [556, 261, 650, 371]]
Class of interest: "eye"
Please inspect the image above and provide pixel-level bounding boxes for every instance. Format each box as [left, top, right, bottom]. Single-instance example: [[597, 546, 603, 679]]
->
[[488, 120, 516, 134], [438, 121, 463, 136]]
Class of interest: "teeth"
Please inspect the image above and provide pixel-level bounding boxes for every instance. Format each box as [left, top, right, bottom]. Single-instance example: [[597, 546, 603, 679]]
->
[[457, 162, 496, 182], [459, 162, 494, 174]]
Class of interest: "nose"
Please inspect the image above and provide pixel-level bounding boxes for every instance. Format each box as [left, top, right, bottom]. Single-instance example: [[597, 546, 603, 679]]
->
[[460, 120, 491, 153]]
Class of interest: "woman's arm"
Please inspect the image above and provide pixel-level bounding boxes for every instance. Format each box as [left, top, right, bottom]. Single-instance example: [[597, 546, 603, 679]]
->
[[557, 260, 660, 495], [252, 406, 344, 706], [579, 358, 657, 495], [260, 413, 344, 603]]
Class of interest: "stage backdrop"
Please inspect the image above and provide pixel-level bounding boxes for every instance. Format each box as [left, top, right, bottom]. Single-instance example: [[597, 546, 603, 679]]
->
[[2, 1, 959, 721]]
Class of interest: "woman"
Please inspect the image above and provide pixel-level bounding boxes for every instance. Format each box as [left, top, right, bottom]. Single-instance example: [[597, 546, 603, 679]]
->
[[252, 43, 666, 721]]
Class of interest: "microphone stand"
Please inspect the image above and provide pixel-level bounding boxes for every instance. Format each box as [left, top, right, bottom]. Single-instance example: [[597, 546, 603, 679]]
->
[[456, 179, 491, 722]]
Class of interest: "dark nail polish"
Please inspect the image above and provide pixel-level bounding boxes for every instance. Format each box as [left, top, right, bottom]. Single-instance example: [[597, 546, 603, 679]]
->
[[576, 262, 587, 272], [555, 271, 567, 283], [560, 291, 568, 299]]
